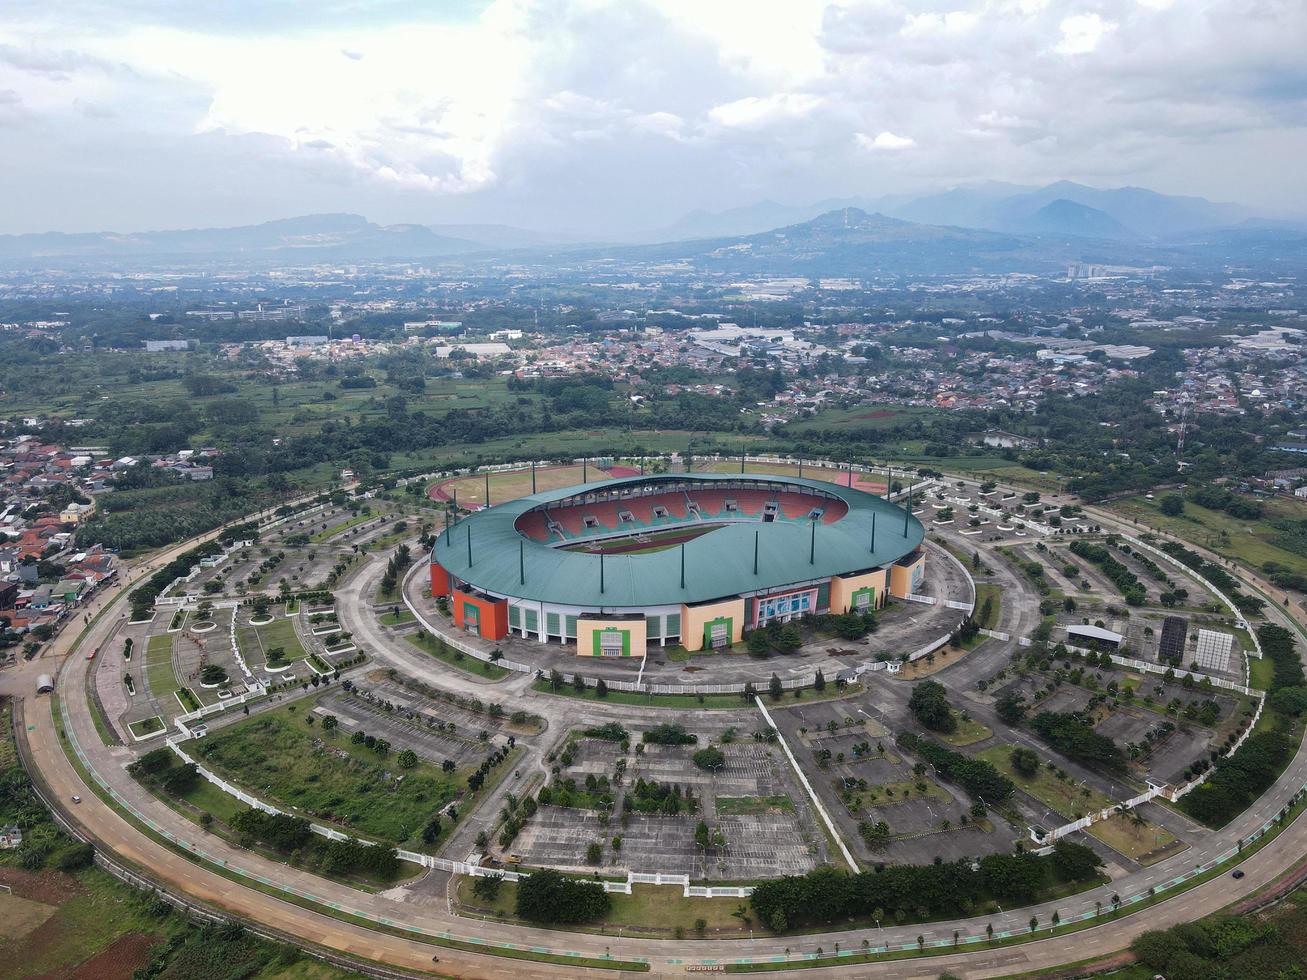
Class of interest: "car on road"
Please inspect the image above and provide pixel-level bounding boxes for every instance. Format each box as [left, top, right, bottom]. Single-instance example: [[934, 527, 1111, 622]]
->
[[71, 795, 81, 803], [1232, 869, 1245, 879]]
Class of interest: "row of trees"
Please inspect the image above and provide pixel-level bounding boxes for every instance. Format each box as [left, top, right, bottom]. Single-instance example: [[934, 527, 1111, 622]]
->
[[1068, 540, 1146, 606], [749, 842, 1102, 933], [1028, 711, 1128, 773], [898, 734, 1014, 804]]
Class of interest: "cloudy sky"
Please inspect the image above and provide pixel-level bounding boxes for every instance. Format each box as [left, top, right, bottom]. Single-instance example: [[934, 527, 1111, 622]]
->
[[1, 0, 1304, 235]]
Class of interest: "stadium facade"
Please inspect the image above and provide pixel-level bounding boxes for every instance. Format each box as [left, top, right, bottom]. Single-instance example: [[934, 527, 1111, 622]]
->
[[429, 473, 925, 658]]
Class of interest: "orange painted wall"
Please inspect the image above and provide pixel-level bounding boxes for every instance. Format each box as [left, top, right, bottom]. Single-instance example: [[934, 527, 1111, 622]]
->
[[430, 561, 451, 596], [452, 589, 509, 641]]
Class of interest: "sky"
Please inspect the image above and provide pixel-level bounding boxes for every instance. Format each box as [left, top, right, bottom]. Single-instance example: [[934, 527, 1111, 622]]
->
[[0, 0, 1304, 236]]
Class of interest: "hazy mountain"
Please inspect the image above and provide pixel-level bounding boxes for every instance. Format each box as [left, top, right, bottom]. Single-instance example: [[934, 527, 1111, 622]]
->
[[0, 213, 482, 266], [885, 180, 1255, 239], [647, 194, 925, 243], [677, 182, 1263, 244], [887, 181, 1037, 229], [649, 200, 837, 242], [1017, 199, 1137, 240], [597, 207, 1062, 275]]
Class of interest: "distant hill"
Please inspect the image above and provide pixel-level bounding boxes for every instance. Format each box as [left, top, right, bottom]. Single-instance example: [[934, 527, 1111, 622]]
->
[[1017, 199, 1137, 240], [592, 207, 1065, 275], [0, 213, 483, 266]]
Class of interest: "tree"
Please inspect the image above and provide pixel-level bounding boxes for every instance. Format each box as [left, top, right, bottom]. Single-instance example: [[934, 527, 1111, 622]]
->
[[695, 821, 711, 850], [908, 680, 957, 733], [769, 673, 784, 701], [472, 873, 504, 902], [595, 677, 608, 698], [1160, 494, 1185, 517], [692, 746, 726, 771], [321, 714, 338, 732], [747, 630, 771, 657], [1011, 746, 1040, 778], [585, 841, 603, 864], [516, 869, 610, 923], [397, 749, 418, 769], [996, 692, 1027, 725], [1051, 839, 1103, 882], [813, 669, 825, 692]]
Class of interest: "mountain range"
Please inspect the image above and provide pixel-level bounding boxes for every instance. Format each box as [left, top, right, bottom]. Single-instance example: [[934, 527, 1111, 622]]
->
[[0, 181, 1303, 274], [645, 180, 1264, 242]]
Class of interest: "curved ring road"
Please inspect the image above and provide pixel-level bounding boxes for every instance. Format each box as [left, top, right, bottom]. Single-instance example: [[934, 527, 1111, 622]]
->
[[9, 493, 1307, 979]]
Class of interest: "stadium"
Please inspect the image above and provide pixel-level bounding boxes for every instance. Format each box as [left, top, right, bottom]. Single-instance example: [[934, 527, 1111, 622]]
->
[[430, 473, 926, 659]]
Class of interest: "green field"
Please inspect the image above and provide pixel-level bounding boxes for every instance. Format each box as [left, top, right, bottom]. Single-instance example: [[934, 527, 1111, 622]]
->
[[144, 633, 178, 701], [1107, 493, 1307, 580], [192, 707, 463, 847], [378, 608, 415, 626], [977, 744, 1113, 819]]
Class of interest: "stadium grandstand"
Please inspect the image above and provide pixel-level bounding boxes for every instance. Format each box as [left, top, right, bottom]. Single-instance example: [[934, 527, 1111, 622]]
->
[[430, 473, 925, 659]]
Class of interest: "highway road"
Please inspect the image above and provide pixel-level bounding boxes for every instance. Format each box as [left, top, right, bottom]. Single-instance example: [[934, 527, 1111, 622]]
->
[[8, 496, 1307, 978]]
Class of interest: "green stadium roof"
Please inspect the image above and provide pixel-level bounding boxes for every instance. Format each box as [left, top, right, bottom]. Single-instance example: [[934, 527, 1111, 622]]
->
[[431, 473, 923, 608]]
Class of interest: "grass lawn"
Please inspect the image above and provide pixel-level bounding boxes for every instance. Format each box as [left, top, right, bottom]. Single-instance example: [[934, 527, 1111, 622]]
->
[[456, 878, 748, 935], [974, 582, 1002, 629], [407, 631, 509, 679], [939, 714, 993, 747], [378, 608, 415, 626], [128, 716, 164, 738], [192, 705, 464, 848], [238, 615, 308, 664], [1107, 493, 1307, 580], [1249, 655, 1275, 691], [1088, 811, 1183, 864], [977, 744, 1114, 820], [716, 795, 795, 816], [144, 633, 178, 701]]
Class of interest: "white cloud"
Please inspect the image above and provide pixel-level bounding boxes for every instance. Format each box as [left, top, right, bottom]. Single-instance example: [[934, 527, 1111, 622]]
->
[[857, 130, 917, 151], [1055, 12, 1115, 55], [0, 0, 1303, 232], [708, 93, 824, 129]]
